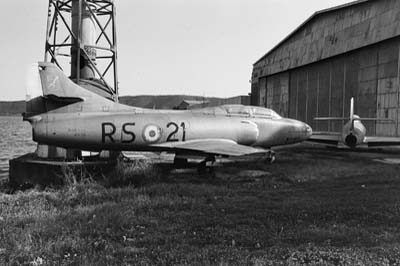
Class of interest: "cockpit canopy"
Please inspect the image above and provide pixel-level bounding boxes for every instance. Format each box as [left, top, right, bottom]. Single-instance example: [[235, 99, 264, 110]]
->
[[192, 104, 281, 119]]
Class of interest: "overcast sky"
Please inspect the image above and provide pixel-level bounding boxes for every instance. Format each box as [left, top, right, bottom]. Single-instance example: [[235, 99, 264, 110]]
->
[[0, 0, 352, 101]]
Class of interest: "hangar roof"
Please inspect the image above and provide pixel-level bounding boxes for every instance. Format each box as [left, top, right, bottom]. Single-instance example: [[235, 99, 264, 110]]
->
[[254, 0, 370, 65], [251, 0, 400, 79]]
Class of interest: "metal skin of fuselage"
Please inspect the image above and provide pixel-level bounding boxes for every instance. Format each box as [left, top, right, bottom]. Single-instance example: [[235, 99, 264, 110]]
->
[[31, 109, 312, 152], [26, 63, 312, 158]]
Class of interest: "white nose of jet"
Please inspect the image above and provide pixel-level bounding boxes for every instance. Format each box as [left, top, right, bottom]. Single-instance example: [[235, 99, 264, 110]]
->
[[305, 124, 312, 138], [297, 122, 312, 141], [281, 119, 313, 145]]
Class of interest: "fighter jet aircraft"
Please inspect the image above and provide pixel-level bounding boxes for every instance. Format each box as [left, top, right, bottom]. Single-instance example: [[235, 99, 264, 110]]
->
[[24, 62, 312, 170], [308, 97, 400, 148]]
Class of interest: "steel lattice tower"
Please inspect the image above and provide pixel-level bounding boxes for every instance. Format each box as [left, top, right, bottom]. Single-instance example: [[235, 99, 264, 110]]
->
[[45, 0, 118, 101]]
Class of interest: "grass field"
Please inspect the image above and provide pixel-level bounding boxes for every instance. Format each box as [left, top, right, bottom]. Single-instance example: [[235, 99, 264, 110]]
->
[[1, 145, 400, 265]]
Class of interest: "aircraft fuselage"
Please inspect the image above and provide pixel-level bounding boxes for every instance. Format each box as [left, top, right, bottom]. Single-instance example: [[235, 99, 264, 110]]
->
[[342, 117, 367, 147], [31, 108, 312, 152]]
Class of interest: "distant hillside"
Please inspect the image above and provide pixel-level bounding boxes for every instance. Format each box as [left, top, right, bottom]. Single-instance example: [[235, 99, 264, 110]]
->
[[0, 95, 249, 115], [119, 95, 227, 109]]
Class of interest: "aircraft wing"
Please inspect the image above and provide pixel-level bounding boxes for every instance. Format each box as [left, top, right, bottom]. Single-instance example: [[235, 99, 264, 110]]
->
[[365, 136, 400, 147], [307, 131, 342, 145], [151, 139, 268, 157]]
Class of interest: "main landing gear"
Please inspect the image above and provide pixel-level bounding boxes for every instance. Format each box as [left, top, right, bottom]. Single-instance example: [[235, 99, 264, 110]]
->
[[173, 157, 188, 168], [197, 155, 216, 174], [265, 150, 276, 163], [173, 155, 216, 174]]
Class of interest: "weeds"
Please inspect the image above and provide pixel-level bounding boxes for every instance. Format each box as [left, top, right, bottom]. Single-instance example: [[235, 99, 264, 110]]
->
[[102, 158, 162, 187], [2, 147, 400, 265]]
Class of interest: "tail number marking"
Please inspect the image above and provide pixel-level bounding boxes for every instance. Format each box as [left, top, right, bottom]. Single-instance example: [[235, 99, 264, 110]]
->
[[102, 122, 136, 144], [102, 122, 116, 143], [122, 123, 136, 143], [102, 121, 186, 144], [166, 122, 186, 142]]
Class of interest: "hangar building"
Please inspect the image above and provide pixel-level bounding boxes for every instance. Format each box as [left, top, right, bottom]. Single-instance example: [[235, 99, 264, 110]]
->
[[251, 0, 400, 136]]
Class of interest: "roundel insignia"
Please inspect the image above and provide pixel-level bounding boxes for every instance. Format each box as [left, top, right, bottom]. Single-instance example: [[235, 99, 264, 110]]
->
[[143, 124, 162, 143]]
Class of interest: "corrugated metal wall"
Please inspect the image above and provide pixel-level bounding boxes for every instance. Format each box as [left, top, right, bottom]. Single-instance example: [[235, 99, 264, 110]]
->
[[265, 73, 289, 117], [263, 38, 400, 136], [251, 1, 400, 137], [258, 78, 267, 107], [252, 0, 400, 79], [376, 41, 399, 136]]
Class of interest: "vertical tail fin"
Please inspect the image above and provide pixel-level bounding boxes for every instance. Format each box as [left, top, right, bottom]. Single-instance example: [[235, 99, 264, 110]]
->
[[24, 62, 115, 119], [349, 97, 355, 131], [38, 62, 92, 100], [350, 97, 354, 121], [25, 63, 48, 118], [24, 62, 84, 118], [26, 63, 42, 102]]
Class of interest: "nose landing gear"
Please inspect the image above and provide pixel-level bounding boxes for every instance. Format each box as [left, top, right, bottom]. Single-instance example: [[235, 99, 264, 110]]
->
[[173, 157, 188, 168], [265, 150, 276, 163], [197, 155, 216, 174], [173, 154, 216, 174], [345, 134, 357, 148]]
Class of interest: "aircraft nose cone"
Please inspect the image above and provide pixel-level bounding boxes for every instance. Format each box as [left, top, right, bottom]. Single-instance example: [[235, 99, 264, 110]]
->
[[305, 124, 313, 138], [283, 119, 313, 144]]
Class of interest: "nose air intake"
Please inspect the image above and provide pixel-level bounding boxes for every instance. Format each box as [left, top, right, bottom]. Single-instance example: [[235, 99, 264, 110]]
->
[[345, 134, 357, 147], [305, 124, 312, 137]]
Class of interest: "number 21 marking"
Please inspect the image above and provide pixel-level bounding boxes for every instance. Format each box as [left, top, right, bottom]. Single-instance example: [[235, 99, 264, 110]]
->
[[166, 122, 186, 142]]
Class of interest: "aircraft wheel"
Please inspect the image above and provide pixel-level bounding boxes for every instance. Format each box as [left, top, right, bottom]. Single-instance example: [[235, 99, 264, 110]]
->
[[265, 151, 276, 163], [270, 155, 276, 163]]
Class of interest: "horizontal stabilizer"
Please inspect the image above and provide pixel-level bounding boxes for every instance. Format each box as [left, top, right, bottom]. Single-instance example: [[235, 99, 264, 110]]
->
[[314, 117, 348, 121], [307, 133, 341, 146], [365, 136, 400, 147], [357, 118, 394, 122], [45, 95, 84, 104], [315, 117, 393, 122]]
